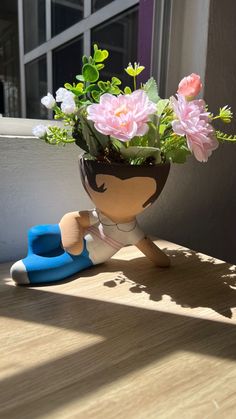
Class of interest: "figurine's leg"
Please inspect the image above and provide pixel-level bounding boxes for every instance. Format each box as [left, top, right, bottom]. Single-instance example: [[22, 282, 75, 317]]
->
[[10, 224, 93, 285], [27, 224, 63, 256], [136, 236, 170, 267]]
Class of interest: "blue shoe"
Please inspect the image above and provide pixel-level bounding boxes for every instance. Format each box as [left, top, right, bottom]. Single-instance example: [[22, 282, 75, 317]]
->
[[10, 224, 93, 285]]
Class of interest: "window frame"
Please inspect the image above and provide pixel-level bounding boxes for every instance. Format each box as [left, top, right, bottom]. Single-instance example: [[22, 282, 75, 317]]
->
[[18, 0, 139, 118], [1, 0, 210, 136]]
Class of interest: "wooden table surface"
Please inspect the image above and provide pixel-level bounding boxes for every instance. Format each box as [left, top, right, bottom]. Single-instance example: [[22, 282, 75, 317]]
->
[[1, 240, 236, 419]]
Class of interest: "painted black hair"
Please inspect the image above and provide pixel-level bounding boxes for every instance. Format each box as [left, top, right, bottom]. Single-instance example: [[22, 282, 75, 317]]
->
[[79, 156, 170, 208]]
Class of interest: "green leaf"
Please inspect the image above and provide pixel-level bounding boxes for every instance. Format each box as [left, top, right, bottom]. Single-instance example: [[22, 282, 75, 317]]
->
[[110, 137, 126, 150], [82, 64, 99, 82], [112, 77, 122, 86], [96, 63, 105, 70], [124, 86, 132, 94], [165, 145, 190, 164], [91, 90, 101, 102], [64, 83, 72, 89], [82, 55, 88, 64], [94, 49, 109, 62], [120, 146, 161, 164], [79, 113, 100, 156], [143, 77, 160, 103], [147, 122, 160, 147], [84, 84, 96, 93], [157, 99, 169, 116], [98, 81, 108, 91], [109, 86, 121, 95], [159, 123, 168, 135], [76, 74, 85, 82]]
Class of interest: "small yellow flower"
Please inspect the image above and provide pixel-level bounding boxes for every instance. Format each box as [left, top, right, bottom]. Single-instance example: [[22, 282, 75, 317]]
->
[[219, 105, 233, 123], [124, 62, 145, 77]]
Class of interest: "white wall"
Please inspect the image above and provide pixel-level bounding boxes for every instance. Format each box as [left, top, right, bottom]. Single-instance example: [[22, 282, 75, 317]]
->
[[0, 134, 92, 262], [142, 0, 236, 264]]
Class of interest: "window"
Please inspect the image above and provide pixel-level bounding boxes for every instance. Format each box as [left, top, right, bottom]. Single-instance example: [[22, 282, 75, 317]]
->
[[91, 7, 138, 87], [0, 0, 20, 117], [92, 0, 115, 12], [25, 55, 47, 119], [1, 0, 145, 120], [51, 0, 84, 37], [23, 0, 46, 53], [53, 36, 83, 91]]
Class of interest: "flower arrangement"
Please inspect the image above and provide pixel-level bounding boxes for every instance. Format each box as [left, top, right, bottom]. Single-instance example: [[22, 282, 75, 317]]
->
[[33, 44, 236, 165]]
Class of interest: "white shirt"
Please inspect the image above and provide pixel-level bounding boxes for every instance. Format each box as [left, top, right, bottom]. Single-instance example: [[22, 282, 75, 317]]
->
[[84, 209, 145, 264]]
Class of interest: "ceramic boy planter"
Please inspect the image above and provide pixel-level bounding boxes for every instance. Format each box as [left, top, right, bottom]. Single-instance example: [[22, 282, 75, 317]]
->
[[10, 155, 170, 285], [10, 44, 236, 285]]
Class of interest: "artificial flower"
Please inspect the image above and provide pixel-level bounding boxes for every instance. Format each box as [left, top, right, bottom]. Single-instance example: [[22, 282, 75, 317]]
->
[[41, 93, 56, 109], [61, 97, 77, 114], [56, 88, 74, 102], [177, 73, 202, 99], [171, 94, 219, 162], [87, 90, 156, 141], [32, 124, 48, 138]]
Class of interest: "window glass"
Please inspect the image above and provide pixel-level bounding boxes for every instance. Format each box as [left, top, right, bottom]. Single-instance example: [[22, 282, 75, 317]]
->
[[91, 7, 138, 87], [92, 0, 114, 12], [51, 0, 84, 37], [53, 36, 83, 92], [0, 1, 20, 117], [25, 56, 47, 119], [23, 0, 46, 53]]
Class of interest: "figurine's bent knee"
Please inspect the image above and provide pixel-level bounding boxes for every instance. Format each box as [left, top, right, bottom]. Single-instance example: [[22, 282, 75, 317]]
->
[[28, 224, 62, 255]]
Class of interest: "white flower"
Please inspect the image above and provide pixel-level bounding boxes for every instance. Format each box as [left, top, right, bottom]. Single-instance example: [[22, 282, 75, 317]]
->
[[61, 98, 77, 114], [32, 124, 48, 138], [56, 87, 74, 102], [41, 93, 56, 109]]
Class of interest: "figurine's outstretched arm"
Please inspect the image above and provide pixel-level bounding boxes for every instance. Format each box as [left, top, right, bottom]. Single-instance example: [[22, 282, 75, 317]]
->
[[59, 211, 90, 255], [136, 236, 170, 267]]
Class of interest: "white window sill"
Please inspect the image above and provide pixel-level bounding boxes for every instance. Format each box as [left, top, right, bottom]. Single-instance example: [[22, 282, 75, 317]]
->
[[0, 117, 61, 137]]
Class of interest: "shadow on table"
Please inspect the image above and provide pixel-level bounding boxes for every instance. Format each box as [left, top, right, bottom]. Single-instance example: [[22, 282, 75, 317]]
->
[[103, 248, 236, 319], [0, 247, 236, 417]]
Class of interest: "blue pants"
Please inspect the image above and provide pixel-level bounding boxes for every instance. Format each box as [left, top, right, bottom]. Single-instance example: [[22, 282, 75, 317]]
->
[[10, 224, 93, 285]]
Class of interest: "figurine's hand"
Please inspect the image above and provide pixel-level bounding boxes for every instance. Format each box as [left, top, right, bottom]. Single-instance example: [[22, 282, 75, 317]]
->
[[59, 211, 88, 255], [136, 237, 170, 267]]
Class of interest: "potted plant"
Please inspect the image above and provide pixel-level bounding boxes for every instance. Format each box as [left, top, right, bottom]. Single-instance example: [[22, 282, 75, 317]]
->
[[10, 45, 236, 285]]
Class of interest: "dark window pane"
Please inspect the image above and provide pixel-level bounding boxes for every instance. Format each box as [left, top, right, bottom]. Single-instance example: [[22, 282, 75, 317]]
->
[[0, 0, 21, 117], [91, 7, 138, 87], [92, 0, 114, 12], [25, 56, 47, 119], [53, 36, 83, 92], [23, 0, 46, 53], [51, 0, 84, 37]]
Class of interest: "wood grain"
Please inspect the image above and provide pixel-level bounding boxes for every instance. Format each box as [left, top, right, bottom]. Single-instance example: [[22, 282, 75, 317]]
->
[[1, 240, 236, 418]]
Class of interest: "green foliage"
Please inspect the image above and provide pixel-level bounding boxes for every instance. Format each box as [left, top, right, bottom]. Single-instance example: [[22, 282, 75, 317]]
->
[[161, 135, 190, 163], [124, 86, 132, 94], [143, 77, 160, 103], [82, 64, 99, 83], [120, 146, 161, 165], [157, 99, 169, 116], [44, 126, 76, 146], [216, 130, 236, 142], [78, 110, 110, 157], [40, 43, 236, 167], [64, 82, 84, 96]]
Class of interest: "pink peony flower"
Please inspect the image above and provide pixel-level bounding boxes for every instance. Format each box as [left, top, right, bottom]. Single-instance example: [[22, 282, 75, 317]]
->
[[171, 94, 219, 162], [177, 73, 202, 99], [87, 90, 156, 141]]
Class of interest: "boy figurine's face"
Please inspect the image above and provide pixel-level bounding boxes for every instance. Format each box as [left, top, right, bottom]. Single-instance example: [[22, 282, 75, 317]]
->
[[85, 174, 157, 223]]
